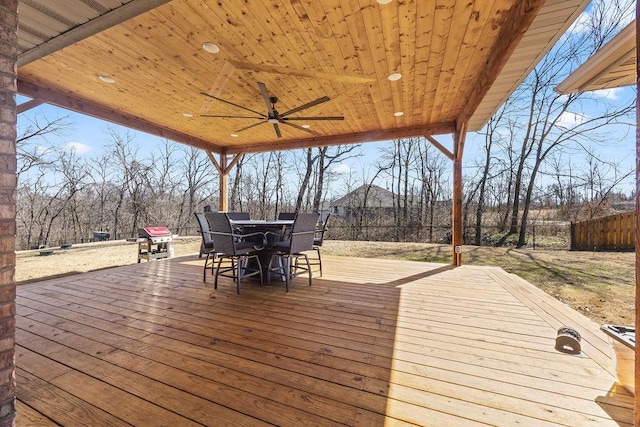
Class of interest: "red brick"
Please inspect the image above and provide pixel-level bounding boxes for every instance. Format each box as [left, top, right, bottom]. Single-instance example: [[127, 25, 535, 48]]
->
[[0, 124, 13, 141], [0, 206, 14, 221], [0, 304, 14, 319], [0, 237, 13, 252], [0, 399, 15, 426], [0, 338, 12, 354], [0, 174, 14, 188], [0, 287, 14, 303], [0, 318, 13, 337], [0, 270, 13, 285], [0, 382, 14, 408], [0, 221, 14, 236]]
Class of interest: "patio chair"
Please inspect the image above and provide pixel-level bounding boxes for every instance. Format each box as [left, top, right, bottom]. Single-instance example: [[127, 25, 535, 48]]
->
[[226, 211, 251, 234], [308, 212, 331, 277], [226, 212, 250, 220], [205, 212, 265, 294], [267, 212, 319, 291], [277, 212, 297, 220], [194, 212, 217, 282]]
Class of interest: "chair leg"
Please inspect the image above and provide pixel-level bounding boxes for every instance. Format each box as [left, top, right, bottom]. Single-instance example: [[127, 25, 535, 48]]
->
[[203, 252, 210, 282], [284, 256, 291, 292], [304, 254, 312, 286], [267, 256, 274, 284], [256, 255, 264, 287], [236, 257, 242, 294], [315, 247, 322, 277], [214, 256, 224, 289]]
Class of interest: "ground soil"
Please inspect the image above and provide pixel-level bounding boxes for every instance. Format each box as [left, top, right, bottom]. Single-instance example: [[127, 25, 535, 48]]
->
[[15, 237, 634, 325]]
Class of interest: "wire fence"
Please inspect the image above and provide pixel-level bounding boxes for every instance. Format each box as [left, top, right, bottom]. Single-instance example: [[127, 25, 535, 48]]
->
[[22, 223, 572, 251], [323, 222, 571, 250]]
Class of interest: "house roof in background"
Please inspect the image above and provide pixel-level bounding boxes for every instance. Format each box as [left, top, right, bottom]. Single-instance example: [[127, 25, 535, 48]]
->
[[555, 20, 636, 94], [17, 0, 589, 154], [332, 184, 395, 207]]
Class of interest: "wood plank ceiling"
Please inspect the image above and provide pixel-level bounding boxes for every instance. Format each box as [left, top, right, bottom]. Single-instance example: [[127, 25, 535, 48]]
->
[[16, 0, 589, 155]]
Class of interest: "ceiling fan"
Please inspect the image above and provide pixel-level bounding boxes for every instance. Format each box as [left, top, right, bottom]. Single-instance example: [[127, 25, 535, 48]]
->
[[200, 82, 344, 138]]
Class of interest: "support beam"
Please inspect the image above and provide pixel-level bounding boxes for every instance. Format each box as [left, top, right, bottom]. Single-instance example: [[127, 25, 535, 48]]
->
[[219, 154, 228, 212], [452, 121, 468, 266], [424, 134, 454, 160], [17, 98, 43, 114], [225, 123, 455, 154], [634, 3, 639, 424], [206, 151, 243, 211], [18, 80, 224, 153]]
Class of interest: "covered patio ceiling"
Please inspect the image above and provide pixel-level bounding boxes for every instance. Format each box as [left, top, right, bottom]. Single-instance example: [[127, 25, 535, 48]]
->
[[16, 0, 589, 155]]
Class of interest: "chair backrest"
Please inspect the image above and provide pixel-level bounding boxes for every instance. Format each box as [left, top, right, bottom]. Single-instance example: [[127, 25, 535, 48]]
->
[[226, 212, 250, 220], [205, 212, 236, 255], [194, 212, 214, 249], [277, 212, 297, 220], [289, 212, 319, 254], [315, 212, 331, 245]]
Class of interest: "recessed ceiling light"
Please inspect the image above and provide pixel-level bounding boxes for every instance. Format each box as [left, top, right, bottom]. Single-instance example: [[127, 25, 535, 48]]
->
[[394, 111, 404, 117], [182, 112, 193, 118], [377, 0, 392, 4], [202, 42, 220, 54], [388, 73, 402, 81], [301, 124, 310, 128], [98, 75, 115, 84], [230, 133, 238, 137]]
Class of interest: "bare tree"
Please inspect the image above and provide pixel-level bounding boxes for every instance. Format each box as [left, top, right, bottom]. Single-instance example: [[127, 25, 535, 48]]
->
[[17, 114, 72, 177], [488, 0, 635, 247]]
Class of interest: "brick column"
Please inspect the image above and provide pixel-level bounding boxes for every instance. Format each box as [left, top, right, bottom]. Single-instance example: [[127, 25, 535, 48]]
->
[[0, 1, 18, 426]]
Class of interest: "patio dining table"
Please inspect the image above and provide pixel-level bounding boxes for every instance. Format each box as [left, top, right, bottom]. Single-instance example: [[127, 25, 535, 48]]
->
[[228, 218, 295, 280]]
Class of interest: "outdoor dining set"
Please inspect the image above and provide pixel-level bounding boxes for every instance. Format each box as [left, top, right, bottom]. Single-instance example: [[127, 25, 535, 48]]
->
[[194, 211, 330, 294]]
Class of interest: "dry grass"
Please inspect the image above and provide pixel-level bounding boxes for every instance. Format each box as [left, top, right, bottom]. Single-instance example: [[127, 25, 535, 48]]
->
[[15, 237, 634, 326]]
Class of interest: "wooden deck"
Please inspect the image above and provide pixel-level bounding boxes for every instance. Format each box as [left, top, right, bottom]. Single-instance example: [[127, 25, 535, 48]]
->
[[15, 254, 633, 426]]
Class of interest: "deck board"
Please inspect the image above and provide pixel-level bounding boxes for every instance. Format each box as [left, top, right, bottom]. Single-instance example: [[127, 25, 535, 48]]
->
[[15, 254, 633, 426]]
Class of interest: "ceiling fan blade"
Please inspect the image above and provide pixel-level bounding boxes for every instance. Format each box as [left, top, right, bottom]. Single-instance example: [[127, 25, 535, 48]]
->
[[280, 121, 321, 136], [280, 96, 330, 117], [201, 115, 262, 119], [199, 61, 236, 114], [257, 82, 275, 116], [235, 121, 266, 133], [201, 92, 266, 117], [273, 122, 282, 138], [283, 116, 345, 121]]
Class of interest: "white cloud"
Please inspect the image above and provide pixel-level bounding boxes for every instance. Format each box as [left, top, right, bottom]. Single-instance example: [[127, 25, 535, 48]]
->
[[35, 145, 50, 156], [331, 163, 351, 175], [591, 87, 622, 100], [568, 11, 591, 34], [64, 142, 92, 154], [557, 111, 589, 128]]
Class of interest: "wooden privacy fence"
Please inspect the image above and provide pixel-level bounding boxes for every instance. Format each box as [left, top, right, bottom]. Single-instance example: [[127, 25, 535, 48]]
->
[[570, 211, 635, 251]]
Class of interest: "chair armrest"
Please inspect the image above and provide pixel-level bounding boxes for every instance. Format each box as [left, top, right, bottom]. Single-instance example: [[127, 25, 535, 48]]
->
[[235, 231, 267, 248], [290, 230, 316, 237], [207, 230, 267, 249]]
